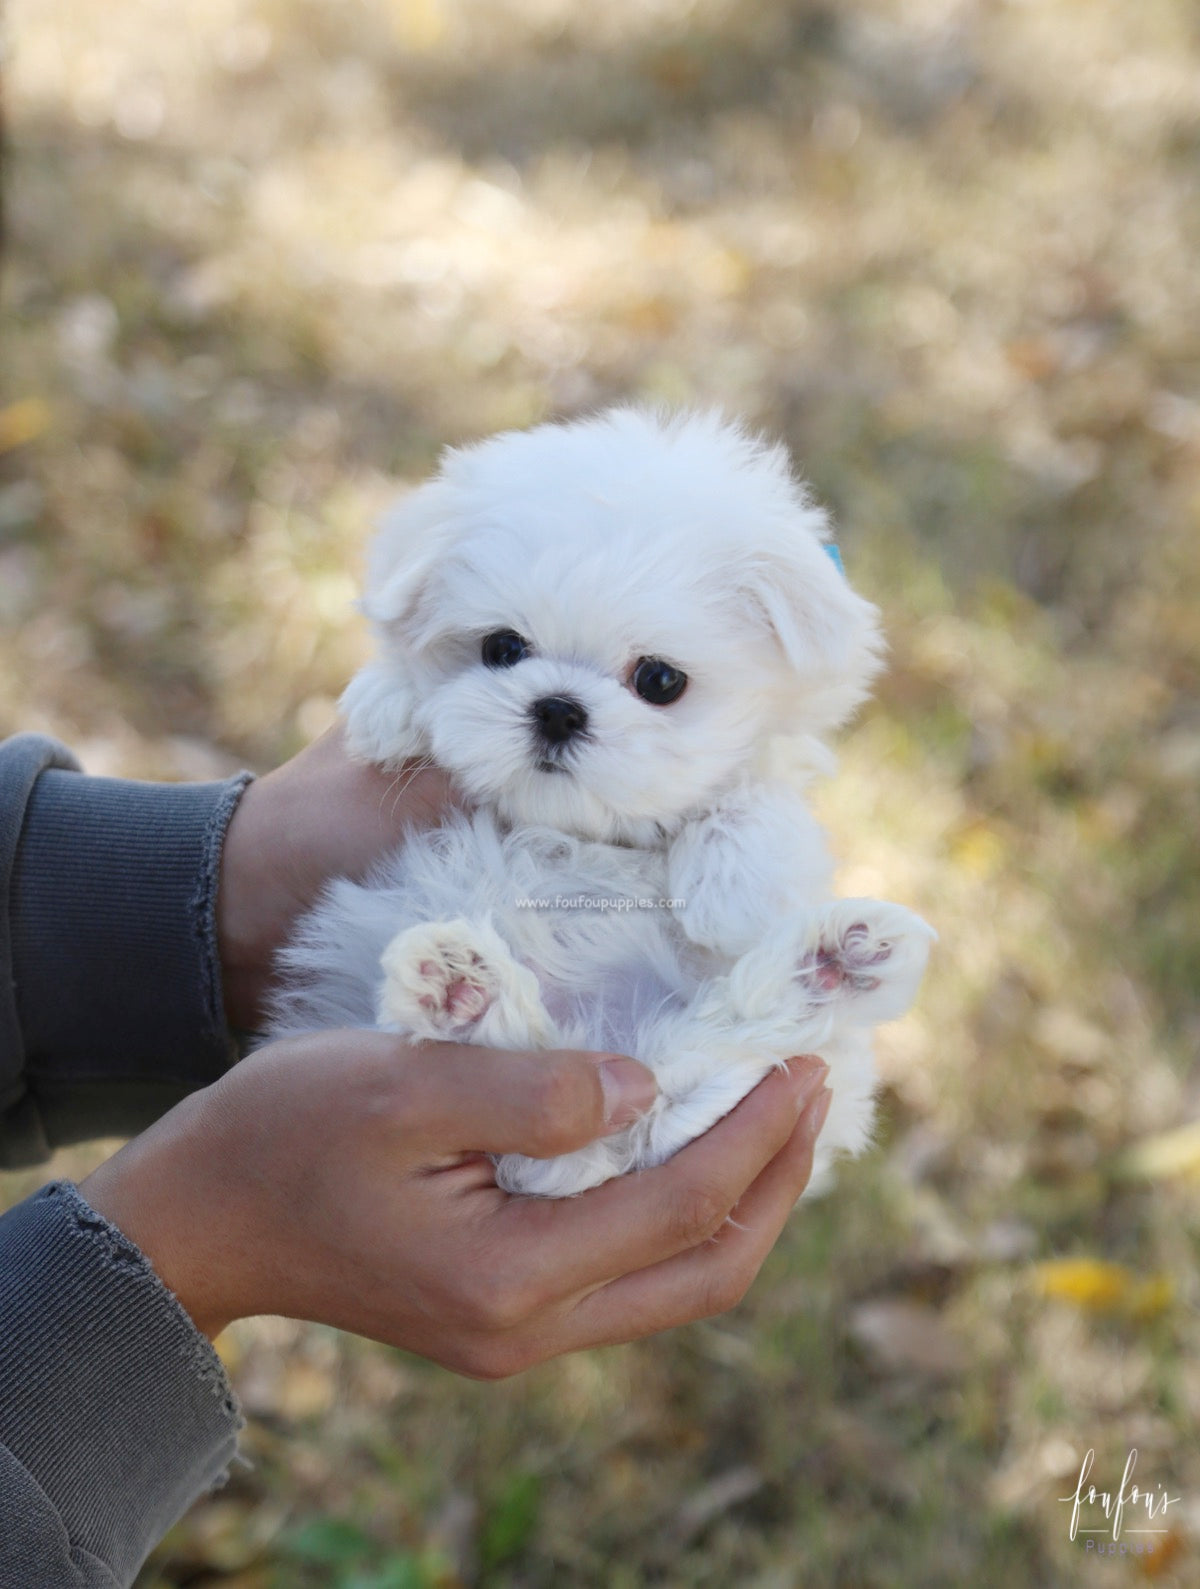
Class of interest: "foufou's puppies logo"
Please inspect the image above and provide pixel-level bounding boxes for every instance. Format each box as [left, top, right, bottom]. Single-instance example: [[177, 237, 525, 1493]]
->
[[1059, 1448, 1178, 1556]]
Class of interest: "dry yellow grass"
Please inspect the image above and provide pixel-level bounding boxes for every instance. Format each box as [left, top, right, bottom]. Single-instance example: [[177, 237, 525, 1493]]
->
[[2, 0, 1198, 1584]]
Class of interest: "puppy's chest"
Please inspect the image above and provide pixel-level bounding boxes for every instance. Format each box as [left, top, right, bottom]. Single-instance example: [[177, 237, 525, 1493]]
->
[[490, 835, 702, 1027], [410, 816, 681, 976], [498, 836, 673, 963]]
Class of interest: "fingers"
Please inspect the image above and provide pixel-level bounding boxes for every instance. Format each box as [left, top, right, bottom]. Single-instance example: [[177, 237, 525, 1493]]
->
[[442, 1082, 832, 1377], [496, 1056, 829, 1304], [551, 1083, 831, 1354], [389, 1041, 660, 1158]]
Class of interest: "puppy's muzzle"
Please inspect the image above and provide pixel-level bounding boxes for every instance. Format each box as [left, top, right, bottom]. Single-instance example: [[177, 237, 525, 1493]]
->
[[530, 695, 589, 748]]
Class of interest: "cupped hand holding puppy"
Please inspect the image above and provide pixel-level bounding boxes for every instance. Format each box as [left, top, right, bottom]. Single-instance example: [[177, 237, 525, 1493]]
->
[[80, 1038, 830, 1375], [216, 722, 456, 1033], [94, 716, 832, 1371]]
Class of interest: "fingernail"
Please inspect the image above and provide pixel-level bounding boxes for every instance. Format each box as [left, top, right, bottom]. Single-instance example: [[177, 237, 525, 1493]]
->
[[788, 1055, 829, 1114], [598, 1056, 659, 1130], [800, 1086, 833, 1145]]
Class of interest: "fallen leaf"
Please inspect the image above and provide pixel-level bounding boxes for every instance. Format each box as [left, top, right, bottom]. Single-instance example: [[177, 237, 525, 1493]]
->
[[949, 818, 1007, 878], [1032, 1259, 1174, 1318], [1117, 1119, 1200, 1184], [0, 398, 51, 453], [847, 1299, 965, 1378], [673, 1466, 764, 1543], [213, 1328, 244, 1374], [1139, 1528, 1185, 1577], [278, 1359, 337, 1419], [1006, 337, 1060, 381]]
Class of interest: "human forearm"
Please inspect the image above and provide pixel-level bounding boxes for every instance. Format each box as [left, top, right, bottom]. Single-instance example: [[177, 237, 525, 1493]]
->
[[0, 1182, 241, 1587]]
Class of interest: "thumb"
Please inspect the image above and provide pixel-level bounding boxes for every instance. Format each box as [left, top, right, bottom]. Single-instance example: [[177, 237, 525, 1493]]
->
[[406, 1044, 660, 1158]]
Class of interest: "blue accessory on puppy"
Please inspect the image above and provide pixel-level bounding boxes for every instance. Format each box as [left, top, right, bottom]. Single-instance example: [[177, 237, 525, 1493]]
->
[[825, 543, 845, 576]]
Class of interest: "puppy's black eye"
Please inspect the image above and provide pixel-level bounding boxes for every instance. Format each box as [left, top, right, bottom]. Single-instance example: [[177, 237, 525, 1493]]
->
[[633, 656, 687, 706], [481, 629, 530, 668]]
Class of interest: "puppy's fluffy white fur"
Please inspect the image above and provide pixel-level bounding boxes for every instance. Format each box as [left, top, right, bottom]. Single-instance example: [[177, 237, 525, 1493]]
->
[[267, 408, 935, 1197]]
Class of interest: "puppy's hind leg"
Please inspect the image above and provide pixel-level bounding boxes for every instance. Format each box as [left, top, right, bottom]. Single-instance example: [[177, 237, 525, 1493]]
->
[[730, 899, 936, 1030], [497, 1007, 809, 1200], [377, 917, 558, 1048], [607, 903, 933, 1188]]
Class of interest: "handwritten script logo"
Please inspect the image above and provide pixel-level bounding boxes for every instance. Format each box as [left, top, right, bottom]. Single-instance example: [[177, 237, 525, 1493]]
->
[[1059, 1448, 1178, 1553]]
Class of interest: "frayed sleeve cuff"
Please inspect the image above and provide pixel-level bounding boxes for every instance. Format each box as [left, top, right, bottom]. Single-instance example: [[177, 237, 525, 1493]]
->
[[0, 1180, 243, 1587]]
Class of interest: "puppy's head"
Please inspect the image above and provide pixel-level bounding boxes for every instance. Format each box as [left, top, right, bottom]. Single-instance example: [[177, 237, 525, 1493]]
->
[[346, 408, 883, 842]]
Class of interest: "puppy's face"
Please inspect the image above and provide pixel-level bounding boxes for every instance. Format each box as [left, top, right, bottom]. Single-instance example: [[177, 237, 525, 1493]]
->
[[352, 410, 883, 843]]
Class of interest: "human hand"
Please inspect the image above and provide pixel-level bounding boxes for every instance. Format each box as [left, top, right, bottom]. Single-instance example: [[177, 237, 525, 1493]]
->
[[79, 1035, 831, 1375], [217, 725, 454, 1031]]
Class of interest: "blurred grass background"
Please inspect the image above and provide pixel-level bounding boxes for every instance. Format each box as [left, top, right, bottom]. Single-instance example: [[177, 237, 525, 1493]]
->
[[2, 0, 1199, 1583]]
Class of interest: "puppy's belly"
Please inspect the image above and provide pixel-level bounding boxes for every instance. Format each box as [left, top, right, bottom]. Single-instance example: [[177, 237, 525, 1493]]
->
[[535, 962, 692, 1058]]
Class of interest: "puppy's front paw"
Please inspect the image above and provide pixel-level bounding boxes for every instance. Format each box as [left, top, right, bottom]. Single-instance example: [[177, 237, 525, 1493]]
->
[[796, 901, 935, 1024], [378, 920, 500, 1039]]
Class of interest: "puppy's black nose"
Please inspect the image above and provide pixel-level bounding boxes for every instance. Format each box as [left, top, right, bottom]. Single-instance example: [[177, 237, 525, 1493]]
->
[[532, 695, 588, 745]]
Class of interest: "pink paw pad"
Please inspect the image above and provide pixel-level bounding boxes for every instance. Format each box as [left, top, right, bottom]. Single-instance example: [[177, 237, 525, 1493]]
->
[[415, 953, 493, 1026], [799, 923, 893, 996]]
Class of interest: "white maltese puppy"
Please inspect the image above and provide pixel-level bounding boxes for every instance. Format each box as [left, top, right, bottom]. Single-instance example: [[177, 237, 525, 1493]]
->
[[267, 408, 934, 1197]]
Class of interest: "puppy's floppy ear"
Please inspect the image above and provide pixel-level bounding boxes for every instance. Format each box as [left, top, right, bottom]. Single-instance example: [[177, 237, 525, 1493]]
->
[[340, 480, 458, 768], [740, 519, 885, 732], [340, 659, 424, 767], [361, 480, 459, 639]]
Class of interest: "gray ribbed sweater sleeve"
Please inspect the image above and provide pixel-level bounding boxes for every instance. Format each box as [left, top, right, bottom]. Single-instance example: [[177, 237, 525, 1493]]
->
[[0, 1183, 243, 1587], [0, 733, 80, 1160], [2, 733, 254, 1166], [0, 734, 251, 1586]]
